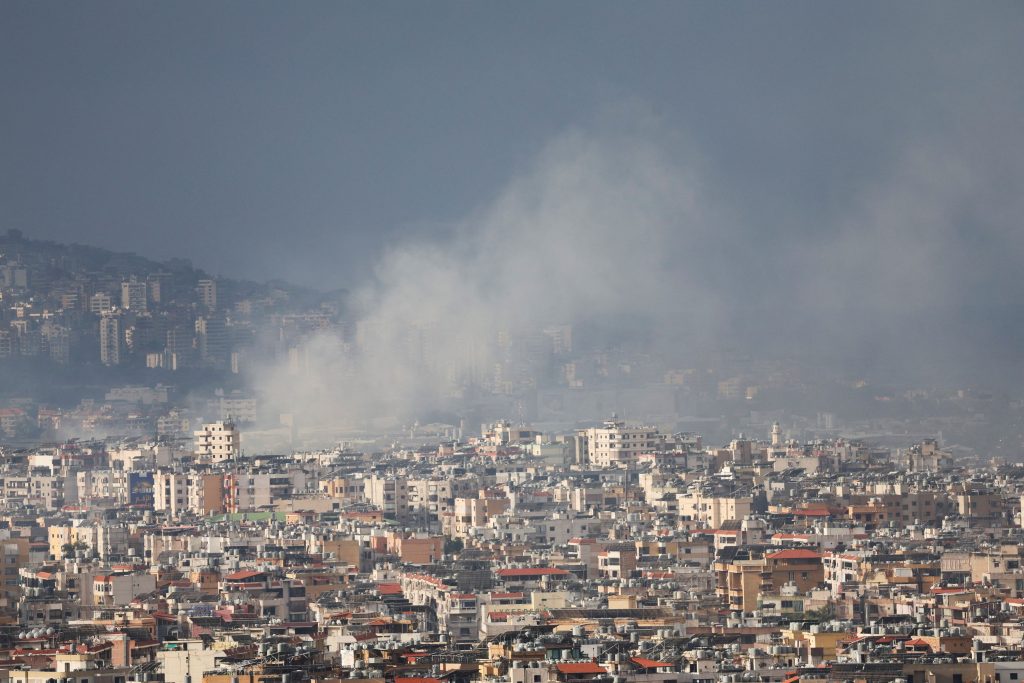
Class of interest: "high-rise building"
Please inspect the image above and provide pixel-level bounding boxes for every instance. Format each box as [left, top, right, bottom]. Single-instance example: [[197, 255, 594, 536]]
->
[[99, 314, 120, 366], [195, 315, 228, 368], [120, 277, 148, 312], [124, 313, 163, 357], [164, 324, 195, 370], [147, 272, 169, 304], [89, 292, 113, 315], [197, 279, 217, 310]]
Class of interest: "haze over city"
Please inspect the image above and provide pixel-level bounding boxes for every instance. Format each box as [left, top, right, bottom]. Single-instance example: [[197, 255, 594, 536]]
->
[[4, 2, 1024, 440], [5, 6, 1024, 683]]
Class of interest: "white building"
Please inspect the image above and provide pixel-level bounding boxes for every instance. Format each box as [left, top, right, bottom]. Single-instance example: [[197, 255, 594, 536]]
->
[[194, 420, 240, 462], [576, 418, 662, 468]]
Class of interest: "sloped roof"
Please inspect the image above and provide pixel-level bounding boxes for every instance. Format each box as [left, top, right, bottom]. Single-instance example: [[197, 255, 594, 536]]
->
[[631, 657, 672, 669], [556, 663, 607, 675], [225, 570, 265, 581]]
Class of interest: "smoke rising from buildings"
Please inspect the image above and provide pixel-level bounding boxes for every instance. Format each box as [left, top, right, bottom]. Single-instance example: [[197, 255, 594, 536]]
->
[[247, 106, 1024, 437], [248, 119, 723, 431]]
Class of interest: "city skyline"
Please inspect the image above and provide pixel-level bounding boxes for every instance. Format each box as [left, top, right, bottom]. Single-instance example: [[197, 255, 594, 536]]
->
[[3, 4, 1024, 678]]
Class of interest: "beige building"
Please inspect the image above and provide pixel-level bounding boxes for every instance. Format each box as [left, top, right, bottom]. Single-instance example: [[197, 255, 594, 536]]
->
[[92, 572, 156, 607], [598, 545, 637, 580], [153, 471, 225, 516], [48, 524, 128, 561], [451, 495, 510, 538], [391, 535, 444, 564], [224, 470, 304, 512], [576, 419, 662, 468], [717, 549, 824, 612], [194, 421, 240, 462], [158, 640, 223, 683], [364, 475, 412, 522], [677, 492, 753, 528], [320, 475, 368, 503]]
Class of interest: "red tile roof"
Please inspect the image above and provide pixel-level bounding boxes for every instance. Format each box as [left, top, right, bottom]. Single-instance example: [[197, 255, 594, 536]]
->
[[225, 570, 265, 581], [402, 653, 430, 662], [631, 657, 671, 669], [556, 663, 607, 675]]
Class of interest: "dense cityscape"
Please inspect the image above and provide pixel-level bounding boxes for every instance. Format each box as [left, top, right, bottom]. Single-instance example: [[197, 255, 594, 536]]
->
[[1, 414, 1024, 683], [4, 231, 1024, 683], [2, 225, 1024, 683], [4, 4, 1024, 683]]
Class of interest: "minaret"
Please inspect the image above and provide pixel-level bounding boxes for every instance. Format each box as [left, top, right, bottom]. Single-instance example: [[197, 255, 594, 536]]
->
[[771, 422, 781, 447]]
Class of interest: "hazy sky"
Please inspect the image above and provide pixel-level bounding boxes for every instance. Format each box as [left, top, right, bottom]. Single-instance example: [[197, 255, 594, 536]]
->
[[3, 1, 1022, 293]]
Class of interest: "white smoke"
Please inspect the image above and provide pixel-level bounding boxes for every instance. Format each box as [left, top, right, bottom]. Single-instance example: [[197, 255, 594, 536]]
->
[[247, 108, 1024, 444], [248, 119, 724, 435]]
